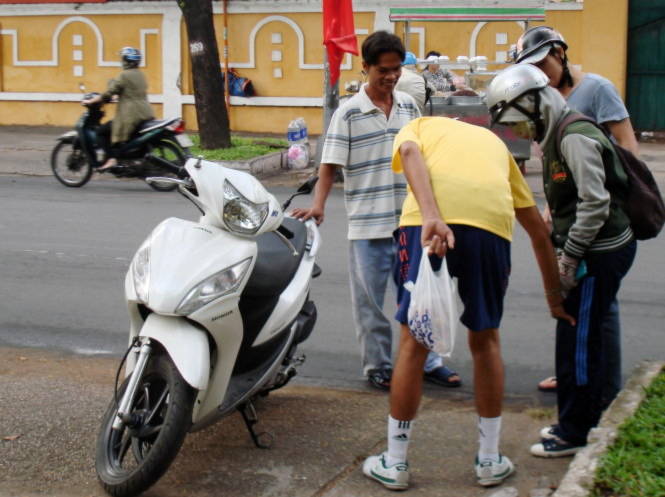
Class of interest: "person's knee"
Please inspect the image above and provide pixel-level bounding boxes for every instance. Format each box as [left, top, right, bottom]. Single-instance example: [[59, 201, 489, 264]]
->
[[468, 328, 500, 355]]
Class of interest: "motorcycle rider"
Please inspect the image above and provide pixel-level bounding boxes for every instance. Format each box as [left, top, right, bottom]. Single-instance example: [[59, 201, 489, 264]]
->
[[82, 47, 154, 171]]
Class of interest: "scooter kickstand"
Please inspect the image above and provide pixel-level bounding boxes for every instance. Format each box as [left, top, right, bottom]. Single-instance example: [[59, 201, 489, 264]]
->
[[238, 401, 274, 449]]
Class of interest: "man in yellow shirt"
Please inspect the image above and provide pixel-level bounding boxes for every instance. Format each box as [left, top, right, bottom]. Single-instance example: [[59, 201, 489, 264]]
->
[[362, 116, 574, 489]]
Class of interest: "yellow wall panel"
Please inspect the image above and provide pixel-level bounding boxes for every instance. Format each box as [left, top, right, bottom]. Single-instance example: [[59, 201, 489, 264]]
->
[[0, 14, 162, 94], [0, 101, 162, 126], [184, 104, 323, 135]]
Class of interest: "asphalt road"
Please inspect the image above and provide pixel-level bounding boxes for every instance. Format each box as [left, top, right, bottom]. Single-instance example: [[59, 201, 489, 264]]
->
[[0, 173, 663, 400]]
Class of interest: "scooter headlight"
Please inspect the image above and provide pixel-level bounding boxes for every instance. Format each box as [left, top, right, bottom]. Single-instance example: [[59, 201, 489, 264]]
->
[[132, 238, 151, 303], [175, 258, 252, 315], [223, 180, 269, 235]]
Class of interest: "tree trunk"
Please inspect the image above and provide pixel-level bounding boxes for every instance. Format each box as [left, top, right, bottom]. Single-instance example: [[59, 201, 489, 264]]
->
[[179, 0, 231, 149]]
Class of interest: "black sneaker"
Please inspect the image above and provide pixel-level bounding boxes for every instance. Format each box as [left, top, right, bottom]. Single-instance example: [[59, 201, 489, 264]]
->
[[530, 436, 584, 457]]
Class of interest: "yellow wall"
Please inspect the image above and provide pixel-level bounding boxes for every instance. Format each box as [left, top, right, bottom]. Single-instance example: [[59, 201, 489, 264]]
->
[[507, 0, 629, 97], [0, 2, 629, 132], [183, 104, 323, 135], [0, 100, 162, 126], [0, 15, 162, 94]]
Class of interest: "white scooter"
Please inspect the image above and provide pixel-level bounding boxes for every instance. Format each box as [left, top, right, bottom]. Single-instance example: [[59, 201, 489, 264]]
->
[[94, 157, 321, 497]]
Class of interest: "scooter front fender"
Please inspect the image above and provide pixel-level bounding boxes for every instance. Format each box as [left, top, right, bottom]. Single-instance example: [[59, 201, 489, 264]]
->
[[138, 314, 210, 391], [57, 130, 78, 144]]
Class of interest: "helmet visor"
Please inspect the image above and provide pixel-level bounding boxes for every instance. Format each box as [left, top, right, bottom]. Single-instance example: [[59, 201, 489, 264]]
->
[[516, 45, 551, 65]]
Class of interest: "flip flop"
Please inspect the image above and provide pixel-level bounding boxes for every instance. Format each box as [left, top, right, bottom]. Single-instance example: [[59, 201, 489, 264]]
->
[[367, 369, 391, 391], [424, 366, 462, 388], [538, 376, 557, 392]]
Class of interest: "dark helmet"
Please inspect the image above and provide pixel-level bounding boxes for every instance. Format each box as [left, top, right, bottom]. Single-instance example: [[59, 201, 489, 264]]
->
[[120, 46, 142, 67], [515, 26, 568, 65]]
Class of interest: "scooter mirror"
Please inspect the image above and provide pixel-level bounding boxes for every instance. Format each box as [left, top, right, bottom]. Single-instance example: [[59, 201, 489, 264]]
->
[[145, 176, 191, 189], [297, 176, 318, 194]]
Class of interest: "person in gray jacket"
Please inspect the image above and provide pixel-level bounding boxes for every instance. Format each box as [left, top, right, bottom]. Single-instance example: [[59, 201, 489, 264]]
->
[[486, 64, 637, 458], [514, 26, 638, 396]]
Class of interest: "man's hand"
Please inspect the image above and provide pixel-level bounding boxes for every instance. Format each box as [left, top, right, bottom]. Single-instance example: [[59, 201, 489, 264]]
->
[[291, 206, 324, 225], [421, 218, 455, 257], [558, 252, 579, 294], [545, 291, 576, 326]]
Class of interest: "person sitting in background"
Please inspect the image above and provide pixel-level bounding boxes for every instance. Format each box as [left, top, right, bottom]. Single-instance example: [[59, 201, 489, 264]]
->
[[395, 51, 432, 115], [422, 50, 456, 93]]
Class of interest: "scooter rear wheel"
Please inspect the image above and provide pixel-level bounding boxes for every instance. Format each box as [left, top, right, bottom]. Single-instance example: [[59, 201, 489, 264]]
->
[[51, 141, 93, 187], [95, 352, 196, 497]]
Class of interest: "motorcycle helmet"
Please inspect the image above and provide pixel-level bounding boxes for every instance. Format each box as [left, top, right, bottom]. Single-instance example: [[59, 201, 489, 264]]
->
[[486, 64, 549, 140], [514, 26, 572, 88], [120, 46, 142, 68], [515, 26, 567, 64], [403, 51, 417, 66]]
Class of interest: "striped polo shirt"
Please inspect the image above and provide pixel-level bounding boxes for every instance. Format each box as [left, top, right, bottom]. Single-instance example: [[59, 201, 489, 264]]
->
[[322, 84, 420, 240]]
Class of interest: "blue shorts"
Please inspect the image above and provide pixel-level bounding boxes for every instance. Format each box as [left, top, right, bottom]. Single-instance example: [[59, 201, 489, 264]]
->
[[394, 225, 511, 332]]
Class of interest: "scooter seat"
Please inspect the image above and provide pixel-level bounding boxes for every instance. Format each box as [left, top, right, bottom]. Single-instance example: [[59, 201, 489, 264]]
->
[[243, 217, 308, 296], [138, 118, 179, 134]]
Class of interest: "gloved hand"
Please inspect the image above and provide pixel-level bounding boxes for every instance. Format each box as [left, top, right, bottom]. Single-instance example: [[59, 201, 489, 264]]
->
[[558, 252, 580, 294]]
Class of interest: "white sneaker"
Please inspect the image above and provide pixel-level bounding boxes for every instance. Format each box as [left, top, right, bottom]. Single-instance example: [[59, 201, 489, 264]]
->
[[475, 454, 515, 487], [362, 452, 409, 490]]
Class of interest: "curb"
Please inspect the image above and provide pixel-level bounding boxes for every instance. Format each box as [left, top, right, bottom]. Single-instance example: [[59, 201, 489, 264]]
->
[[551, 360, 664, 497], [217, 149, 289, 177]]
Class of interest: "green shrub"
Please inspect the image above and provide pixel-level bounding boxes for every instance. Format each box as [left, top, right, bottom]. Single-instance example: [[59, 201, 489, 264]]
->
[[190, 135, 287, 161], [591, 371, 665, 497]]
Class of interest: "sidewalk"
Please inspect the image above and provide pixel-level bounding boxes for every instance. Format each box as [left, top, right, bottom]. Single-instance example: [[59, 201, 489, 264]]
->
[[2, 125, 665, 191], [0, 346, 570, 497]]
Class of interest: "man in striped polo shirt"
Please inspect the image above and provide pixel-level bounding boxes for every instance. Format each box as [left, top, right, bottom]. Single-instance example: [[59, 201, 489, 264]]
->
[[292, 30, 460, 391]]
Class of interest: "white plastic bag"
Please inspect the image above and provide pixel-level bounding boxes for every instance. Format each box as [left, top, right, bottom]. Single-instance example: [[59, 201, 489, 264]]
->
[[404, 253, 458, 357], [287, 143, 310, 170]]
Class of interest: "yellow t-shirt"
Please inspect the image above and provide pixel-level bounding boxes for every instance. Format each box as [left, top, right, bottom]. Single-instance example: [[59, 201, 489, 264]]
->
[[392, 117, 535, 242]]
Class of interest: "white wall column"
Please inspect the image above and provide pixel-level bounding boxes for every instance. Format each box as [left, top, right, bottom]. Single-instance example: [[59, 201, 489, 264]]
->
[[161, 5, 182, 118]]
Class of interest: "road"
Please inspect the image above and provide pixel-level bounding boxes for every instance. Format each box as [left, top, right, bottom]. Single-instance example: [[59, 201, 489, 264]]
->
[[1, 172, 663, 400]]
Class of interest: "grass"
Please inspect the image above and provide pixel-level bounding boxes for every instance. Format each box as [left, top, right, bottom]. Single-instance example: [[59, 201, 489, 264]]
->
[[591, 371, 665, 497], [190, 134, 288, 161]]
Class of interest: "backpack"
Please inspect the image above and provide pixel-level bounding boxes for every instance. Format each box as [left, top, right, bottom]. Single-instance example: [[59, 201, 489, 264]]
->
[[556, 113, 665, 241], [221, 68, 255, 97]]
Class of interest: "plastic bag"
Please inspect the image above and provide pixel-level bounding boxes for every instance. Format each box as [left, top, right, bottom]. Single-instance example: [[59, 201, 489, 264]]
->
[[287, 143, 310, 170], [404, 253, 457, 357]]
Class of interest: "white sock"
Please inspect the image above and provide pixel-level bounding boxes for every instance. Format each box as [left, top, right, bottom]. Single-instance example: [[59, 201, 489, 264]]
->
[[386, 415, 413, 465], [478, 416, 502, 461]]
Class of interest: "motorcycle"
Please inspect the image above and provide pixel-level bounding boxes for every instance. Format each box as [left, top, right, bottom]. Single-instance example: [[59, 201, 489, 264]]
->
[[94, 156, 321, 497], [51, 92, 192, 191]]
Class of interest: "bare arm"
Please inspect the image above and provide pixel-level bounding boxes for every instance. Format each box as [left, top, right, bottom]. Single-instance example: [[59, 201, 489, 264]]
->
[[515, 205, 576, 325], [606, 118, 640, 156], [399, 141, 454, 256], [290, 162, 337, 225]]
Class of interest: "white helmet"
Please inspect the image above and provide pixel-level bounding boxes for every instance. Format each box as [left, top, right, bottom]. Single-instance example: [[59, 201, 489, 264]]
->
[[486, 64, 549, 140], [486, 64, 549, 124]]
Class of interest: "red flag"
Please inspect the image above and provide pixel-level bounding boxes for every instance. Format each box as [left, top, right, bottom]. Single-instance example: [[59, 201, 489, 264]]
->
[[323, 0, 359, 87]]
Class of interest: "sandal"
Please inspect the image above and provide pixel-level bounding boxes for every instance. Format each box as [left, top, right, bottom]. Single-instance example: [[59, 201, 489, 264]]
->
[[367, 368, 392, 391], [538, 376, 557, 392], [424, 366, 462, 388]]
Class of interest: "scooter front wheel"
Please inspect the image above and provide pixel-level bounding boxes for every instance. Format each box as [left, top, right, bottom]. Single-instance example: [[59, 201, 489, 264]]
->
[[95, 352, 196, 497], [51, 141, 93, 187]]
